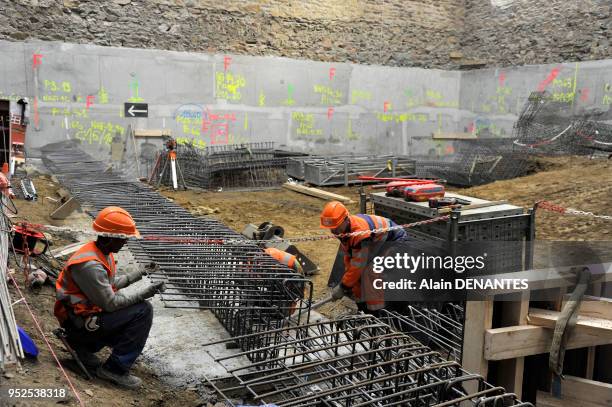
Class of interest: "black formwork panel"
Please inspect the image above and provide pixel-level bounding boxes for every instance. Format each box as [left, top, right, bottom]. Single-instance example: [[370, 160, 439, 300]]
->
[[370, 192, 534, 274]]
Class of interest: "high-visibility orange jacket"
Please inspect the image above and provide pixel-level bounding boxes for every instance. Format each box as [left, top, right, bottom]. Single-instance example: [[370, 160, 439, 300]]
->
[[265, 247, 301, 274], [54, 241, 117, 324], [340, 214, 406, 304]]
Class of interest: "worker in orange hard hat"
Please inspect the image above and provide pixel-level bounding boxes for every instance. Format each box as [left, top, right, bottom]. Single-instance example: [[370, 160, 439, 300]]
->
[[264, 247, 303, 274], [321, 201, 408, 314], [54, 206, 164, 389]]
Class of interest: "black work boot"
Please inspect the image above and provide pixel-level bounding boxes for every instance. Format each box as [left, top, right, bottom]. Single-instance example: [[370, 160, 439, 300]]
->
[[96, 365, 142, 389], [74, 348, 102, 369]]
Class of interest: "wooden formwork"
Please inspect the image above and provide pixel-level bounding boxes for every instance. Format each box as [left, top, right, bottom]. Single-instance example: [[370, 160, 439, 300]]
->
[[462, 266, 612, 405]]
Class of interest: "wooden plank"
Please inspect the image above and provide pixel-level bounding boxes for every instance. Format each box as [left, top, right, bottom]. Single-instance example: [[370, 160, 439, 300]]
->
[[536, 390, 602, 407], [561, 376, 612, 406], [497, 295, 529, 397], [134, 129, 171, 137], [527, 308, 612, 341], [485, 325, 612, 360], [562, 295, 612, 319], [50, 197, 81, 220], [432, 132, 476, 140], [283, 183, 354, 204], [461, 300, 493, 394]]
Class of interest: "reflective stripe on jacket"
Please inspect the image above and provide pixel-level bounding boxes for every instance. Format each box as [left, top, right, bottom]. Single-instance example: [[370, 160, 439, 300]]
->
[[264, 247, 299, 273], [340, 214, 407, 304], [54, 241, 117, 323]]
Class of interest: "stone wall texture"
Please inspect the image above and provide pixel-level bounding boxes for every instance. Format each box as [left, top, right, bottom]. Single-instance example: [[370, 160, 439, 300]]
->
[[0, 0, 611, 69], [463, 0, 612, 67], [0, 0, 464, 68]]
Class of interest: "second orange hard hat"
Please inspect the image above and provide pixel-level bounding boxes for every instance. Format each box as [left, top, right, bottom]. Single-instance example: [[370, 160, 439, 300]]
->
[[320, 201, 349, 229]]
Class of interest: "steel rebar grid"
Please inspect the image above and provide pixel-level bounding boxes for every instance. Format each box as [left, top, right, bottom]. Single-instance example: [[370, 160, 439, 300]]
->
[[203, 314, 533, 407], [41, 142, 311, 338]]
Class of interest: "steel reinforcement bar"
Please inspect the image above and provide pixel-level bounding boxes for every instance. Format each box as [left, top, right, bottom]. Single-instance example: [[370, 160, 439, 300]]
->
[[41, 141, 311, 338], [203, 314, 533, 407]]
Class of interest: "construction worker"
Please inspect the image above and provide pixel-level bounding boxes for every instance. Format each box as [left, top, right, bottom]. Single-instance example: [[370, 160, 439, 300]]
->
[[320, 201, 408, 314], [264, 247, 303, 274], [54, 207, 164, 389]]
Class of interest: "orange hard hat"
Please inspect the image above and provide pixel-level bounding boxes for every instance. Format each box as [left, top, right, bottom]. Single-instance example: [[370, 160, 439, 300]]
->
[[320, 201, 349, 229], [93, 206, 141, 238]]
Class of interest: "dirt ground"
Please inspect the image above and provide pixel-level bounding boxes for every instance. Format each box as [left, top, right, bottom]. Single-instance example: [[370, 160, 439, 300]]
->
[[2, 155, 610, 406], [2, 175, 204, 407]]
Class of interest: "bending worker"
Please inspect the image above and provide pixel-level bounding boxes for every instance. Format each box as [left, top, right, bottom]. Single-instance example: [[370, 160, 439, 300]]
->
[[54, 207, 165, 389], [320, 201, 408, 313]]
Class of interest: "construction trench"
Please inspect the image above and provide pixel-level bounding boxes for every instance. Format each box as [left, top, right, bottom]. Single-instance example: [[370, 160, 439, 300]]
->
[[29, 140, 534, 406], [1, 4, 612, 405]]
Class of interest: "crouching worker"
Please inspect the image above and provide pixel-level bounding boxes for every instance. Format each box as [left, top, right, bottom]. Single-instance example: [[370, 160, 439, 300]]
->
[[320, 201, 408, 315], [54, 207, 165, 389]]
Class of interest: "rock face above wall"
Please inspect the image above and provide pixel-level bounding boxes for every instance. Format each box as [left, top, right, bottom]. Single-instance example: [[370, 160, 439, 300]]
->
[[463, 0, 612, 67], [0, 0, 464, 69]]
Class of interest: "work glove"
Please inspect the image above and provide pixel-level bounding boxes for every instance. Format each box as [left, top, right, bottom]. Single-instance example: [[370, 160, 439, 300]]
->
[[125, 270, 144, 285], [331, 283, 349, 301], [138, 281, 166, 300]]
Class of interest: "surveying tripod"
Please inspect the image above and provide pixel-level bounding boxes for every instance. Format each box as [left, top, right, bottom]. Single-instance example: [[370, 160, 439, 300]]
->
[[150, 138, 187, 190]]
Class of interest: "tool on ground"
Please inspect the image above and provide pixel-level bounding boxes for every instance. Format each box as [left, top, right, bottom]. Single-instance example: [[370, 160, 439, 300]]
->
[[53, 328, 93, 380], [436, 199, 508, 214], [428, 196, 471, 208], [242, 222, 319, 275], [12, 225, 49, 256], [311, 294, 334, 310], [20, 178, 37, 201]]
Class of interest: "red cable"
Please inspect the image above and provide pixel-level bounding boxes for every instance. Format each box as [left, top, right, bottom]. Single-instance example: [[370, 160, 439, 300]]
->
[[6, 271, 85, 406]]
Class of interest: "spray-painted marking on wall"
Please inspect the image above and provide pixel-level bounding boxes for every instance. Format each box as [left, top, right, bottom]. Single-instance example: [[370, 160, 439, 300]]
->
[[351, 89, 372, 104], [53, 107, 88, 118], [98, 86, 109, 104], [346, 118, 359, 140], [537, 67, 560, 91], [42, 79, 74, 102], [128, 74, 144, 102], [292, 112, 323, 137], [215, 71, 246, 101], [283, 84, 296, 106], [467, 117, 506, 137], [0, 92, 25, 102], [495, 85, 512, 113], [71, 120, 125, 145], [549, 76, 577, 103], [313, 85, 342, 105], [603, 83, 612, 105], [258, 91, 266, 106], [377, 112, 428, 123]]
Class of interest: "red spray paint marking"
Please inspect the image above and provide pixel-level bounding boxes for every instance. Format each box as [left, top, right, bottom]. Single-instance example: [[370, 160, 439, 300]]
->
[[383, 101, 391, 112], [537, 68, 560, 91], [327, 107, 334, 119], [499, 72, 506, 87], [580, 88, 590, 102], [32, 54, 43, 69], [223, 56, 232, 71], [467, 122, 475, 133], [86, 95, 95, 109], [445, 144, 455, 155], [33, 97, 39, 127], [329, 67, 336, 80]]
